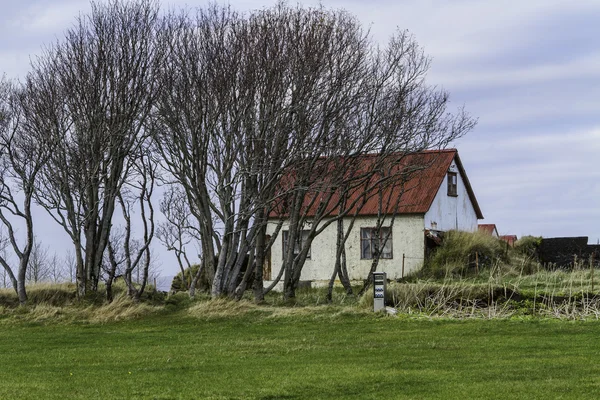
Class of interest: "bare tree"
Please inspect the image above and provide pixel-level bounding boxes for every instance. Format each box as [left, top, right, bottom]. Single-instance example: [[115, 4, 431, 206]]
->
[[153, 6, 237, 298], [0, 78, 52, 303], [0, 228, 13, 291], [26, 237, 51, 284], [30, 0, 164, 296], [63, 249, 77, 283], [47, 252, 65, 283], [156, 185, 198, 293], [104, 144, 156, 301], [0, 264, 8, 289]]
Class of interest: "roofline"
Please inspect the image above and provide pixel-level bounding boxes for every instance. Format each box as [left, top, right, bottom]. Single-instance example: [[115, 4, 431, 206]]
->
[[266, 212, 427, 221], [315, 148, 459, 160], [454, 151, 484, 219]]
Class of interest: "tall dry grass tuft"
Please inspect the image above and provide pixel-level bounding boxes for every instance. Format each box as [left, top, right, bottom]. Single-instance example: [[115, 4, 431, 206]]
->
[[87, 292, 160, 323]]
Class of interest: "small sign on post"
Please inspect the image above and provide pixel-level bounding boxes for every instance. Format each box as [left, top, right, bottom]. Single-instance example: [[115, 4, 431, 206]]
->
[[373, 272, 386, 312]]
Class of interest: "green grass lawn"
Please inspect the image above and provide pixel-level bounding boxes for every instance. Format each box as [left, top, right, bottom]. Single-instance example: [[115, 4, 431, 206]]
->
[[2, 308, 600, 399]]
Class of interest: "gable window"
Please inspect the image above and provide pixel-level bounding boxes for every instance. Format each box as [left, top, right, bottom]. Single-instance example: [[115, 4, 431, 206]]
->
[[282, 230, 311, 259], [447, 171, 458, 196], [360, 227, 393, 259]]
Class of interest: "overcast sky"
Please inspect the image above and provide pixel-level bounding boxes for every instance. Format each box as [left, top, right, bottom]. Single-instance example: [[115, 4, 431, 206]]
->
[[1, 0, 599, 277]]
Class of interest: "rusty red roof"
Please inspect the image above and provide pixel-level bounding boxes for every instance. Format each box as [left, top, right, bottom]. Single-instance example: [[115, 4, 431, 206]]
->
[[500, 235, 518, 247], [269, 149, 483, 219], [478, 224, 499, 236]]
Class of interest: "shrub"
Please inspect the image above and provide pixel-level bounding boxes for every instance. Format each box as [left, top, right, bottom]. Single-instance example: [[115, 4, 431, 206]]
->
[[170, 264, 200, 292], [514, 235, 542, 258]]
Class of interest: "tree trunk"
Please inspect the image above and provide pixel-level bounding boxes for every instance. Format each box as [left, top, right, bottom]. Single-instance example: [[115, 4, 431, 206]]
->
[[340, 246, 352, 295], [106, 279, 114, 302], [188, 263, 205, 298], [16, 256, 29, 305], [211, 237, 229, 298], [75, 254, 86, 298], [135, 250, 151, 302], [7, 271, 17, 294], [252, 225, 267, 302], [326, 265, 339, 303]]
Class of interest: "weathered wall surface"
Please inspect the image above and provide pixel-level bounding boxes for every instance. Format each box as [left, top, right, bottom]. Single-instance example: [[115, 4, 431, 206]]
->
[[265, 214, 425, 282], [423, 160, 479, 232]]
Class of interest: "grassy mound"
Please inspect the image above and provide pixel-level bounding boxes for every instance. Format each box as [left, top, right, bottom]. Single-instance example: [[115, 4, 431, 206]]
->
[[421, 230, 509, 278]]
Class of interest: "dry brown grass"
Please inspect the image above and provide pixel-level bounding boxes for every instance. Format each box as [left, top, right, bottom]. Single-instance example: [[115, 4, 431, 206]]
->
[[0, 285, 160, 324], [86, 292, 160, 323], [366, 266, 600, 320], [0, 282, 78, 307]]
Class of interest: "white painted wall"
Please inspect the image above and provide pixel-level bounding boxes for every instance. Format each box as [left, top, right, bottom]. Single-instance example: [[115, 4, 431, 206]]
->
[[265, 214, 425, 283], [424, 160, 478, 232]]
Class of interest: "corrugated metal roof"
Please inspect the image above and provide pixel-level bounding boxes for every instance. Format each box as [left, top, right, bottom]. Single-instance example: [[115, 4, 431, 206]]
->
[[478, 224, 498, 235], [269, 148, 483, 219]]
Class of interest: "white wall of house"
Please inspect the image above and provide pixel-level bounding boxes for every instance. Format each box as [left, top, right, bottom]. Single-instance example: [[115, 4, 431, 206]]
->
[[265, 214, 425, 283], [424, 160, 478, 232]]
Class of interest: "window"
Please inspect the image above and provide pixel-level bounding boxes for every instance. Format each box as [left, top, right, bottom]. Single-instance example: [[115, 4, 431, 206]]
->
[[282, 230, 311, 259], [360, 227, 393, 259], [447, 171, 457, 196]]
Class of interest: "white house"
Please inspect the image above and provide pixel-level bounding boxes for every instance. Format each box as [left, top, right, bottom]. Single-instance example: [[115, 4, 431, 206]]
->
[[264, 149, 483, 285]]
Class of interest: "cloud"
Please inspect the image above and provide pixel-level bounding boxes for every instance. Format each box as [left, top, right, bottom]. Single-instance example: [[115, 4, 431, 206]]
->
[[334, 0, 600, 60], [8, 1, 89, 34], [431, 52, 600, 91], [458, 127, 600, 240]]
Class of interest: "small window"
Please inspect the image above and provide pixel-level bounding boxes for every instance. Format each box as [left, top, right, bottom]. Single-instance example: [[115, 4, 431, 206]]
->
[[282, 230, 311, 259], [360, 227, 393, 259], [447, 172, 457, 196]]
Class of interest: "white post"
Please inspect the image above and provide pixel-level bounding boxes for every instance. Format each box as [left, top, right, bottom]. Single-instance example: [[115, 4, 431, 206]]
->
[[373, 272, 386, 312]]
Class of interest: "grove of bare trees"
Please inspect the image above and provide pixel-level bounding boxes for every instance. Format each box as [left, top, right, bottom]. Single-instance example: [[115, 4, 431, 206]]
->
[[0, 0, 475, 304]]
